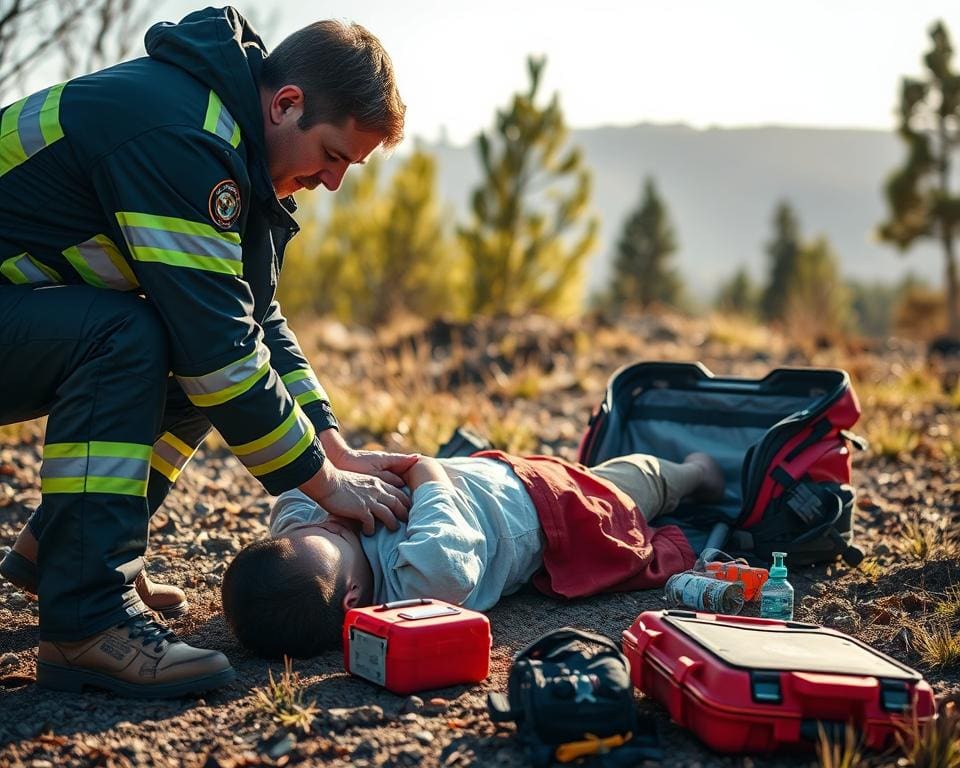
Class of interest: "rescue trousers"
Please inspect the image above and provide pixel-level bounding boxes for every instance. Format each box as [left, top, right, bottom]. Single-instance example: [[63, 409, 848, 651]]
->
[[0, 284, 210, 640]]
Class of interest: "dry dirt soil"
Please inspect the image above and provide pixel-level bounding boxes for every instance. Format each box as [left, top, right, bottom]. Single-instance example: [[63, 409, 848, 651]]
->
[[1, 313, 958, 768]]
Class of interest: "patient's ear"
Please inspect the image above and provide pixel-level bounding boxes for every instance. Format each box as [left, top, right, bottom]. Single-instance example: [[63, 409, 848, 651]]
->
[[341, 583, 363, 612]]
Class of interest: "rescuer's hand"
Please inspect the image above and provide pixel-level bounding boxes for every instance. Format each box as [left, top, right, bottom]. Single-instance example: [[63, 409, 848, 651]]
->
[[319, 428, 419, 489], [298, 459, 411, 536]]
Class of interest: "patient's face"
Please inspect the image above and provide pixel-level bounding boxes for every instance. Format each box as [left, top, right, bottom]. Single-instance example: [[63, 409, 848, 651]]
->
[[285, 518, 375, 606]]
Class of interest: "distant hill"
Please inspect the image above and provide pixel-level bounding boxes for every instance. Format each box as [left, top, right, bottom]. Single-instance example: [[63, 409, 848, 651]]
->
[[406, 124, 943, 301]]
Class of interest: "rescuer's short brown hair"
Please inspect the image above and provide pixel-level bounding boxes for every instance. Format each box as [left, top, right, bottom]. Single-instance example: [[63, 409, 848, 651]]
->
[[261, 20, 405, 148]]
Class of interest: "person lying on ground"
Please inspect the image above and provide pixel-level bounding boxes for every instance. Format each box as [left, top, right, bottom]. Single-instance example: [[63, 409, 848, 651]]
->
[[221, 449, 725, 658]]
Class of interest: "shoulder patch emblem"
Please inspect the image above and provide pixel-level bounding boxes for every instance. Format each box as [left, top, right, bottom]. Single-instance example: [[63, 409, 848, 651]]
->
[[209, 179, 241, 229]]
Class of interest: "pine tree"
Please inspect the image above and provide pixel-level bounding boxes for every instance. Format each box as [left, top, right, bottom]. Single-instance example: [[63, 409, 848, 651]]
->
[[761, 202, 802, 322], [609, 177, 682, 310], [879, 20, 960, 339], [459, 56, 598, 316], [277, 151, 464, 326], [785, 236, 850, 337], [715, 266, 757, 316]]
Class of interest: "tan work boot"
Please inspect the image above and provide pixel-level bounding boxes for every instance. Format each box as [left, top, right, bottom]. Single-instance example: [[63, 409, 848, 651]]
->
[[38, 614, 235, 698], [0, 523, 189, 619]]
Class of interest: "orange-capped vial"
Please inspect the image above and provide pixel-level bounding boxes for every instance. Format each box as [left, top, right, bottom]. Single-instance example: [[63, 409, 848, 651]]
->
[[704, 561, 769, 601]]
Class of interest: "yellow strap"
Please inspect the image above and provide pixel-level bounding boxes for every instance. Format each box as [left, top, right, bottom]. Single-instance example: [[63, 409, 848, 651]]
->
[[554, 732, 632, 763]]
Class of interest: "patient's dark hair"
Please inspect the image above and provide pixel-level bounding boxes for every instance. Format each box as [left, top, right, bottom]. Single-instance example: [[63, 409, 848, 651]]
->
[[221, 537, 347, 658]]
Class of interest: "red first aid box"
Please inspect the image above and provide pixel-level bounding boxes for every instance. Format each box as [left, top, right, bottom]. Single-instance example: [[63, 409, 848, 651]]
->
[[343, 598, 491, 695], [622, 610, 935, 753]]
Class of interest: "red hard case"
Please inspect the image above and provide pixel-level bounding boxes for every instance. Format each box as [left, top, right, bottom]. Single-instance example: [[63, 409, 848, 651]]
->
[[343, 598, 491, 695], [622, 610, 935, 753]]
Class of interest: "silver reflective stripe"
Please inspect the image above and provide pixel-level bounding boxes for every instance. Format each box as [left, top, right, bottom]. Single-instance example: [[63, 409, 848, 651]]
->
[[152, 438, 192, 470], [215, 107, 237, 146], [88, 455, 149, 481], [17, 89, 49, 157], [285, 377, 318, 398], [236, 407, 312, 468], [123, 225, 242, 265], [72, 237, 138, 290], [40, 456, 88, 479], [177, 342, 271, 398], [16, 256, 49, 283]]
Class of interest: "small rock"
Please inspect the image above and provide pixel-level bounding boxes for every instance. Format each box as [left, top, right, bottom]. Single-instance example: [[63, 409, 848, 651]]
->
[[194, 502, 213, 516], [413, 730, 434, 745], [400, 695, 423, 714], [266, 732, 296, 759], [872, 543, 890, 557], [0, 652, 17, 667], [7, 593, 27, 610], [399, 713, 422, 724], [203, 574, 221, 587]]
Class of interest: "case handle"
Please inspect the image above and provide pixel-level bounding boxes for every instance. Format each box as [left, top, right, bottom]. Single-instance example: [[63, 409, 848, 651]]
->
[[792, 672, 875, 701]]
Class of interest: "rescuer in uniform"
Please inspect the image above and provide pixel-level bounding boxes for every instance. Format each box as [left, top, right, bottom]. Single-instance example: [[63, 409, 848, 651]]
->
[[0, 7, 414, 697]]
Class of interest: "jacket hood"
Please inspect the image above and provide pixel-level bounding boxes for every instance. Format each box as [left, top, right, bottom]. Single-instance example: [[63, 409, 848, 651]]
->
[[145, 6, 267, 158], [145, 7, 296, 216]]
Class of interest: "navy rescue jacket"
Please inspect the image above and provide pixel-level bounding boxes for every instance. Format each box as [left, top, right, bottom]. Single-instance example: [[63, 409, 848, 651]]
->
[[0, 7, 337, 494]]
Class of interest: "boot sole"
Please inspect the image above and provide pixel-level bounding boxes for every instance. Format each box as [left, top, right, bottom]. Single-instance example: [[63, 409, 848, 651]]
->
[[37, 659, 236, 698], [0, 551, 190, 619]]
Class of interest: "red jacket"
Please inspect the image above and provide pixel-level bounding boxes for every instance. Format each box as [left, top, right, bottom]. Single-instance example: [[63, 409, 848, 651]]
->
[[476, 451, 696, 599]]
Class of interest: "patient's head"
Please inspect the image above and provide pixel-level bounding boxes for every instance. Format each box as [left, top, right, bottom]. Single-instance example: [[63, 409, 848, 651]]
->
[[221, 518, 374, 657]]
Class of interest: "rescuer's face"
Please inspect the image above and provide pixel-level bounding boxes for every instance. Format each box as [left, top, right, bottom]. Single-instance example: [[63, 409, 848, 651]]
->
[[262, 85, 384, 198]]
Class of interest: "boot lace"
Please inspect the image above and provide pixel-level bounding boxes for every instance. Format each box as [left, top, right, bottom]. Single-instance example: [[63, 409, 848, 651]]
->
[[123, 614, 177, 652]]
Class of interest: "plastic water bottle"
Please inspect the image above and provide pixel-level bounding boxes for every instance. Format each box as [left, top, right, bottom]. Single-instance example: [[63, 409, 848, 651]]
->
[[664, 572, 744, 614], [759, 551, 794, 620]]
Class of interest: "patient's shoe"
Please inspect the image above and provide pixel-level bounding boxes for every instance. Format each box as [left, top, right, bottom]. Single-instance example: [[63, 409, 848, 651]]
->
[[37, 614, 235, 698], [0, 524, 188, 619], [683, 452, 726, 503]]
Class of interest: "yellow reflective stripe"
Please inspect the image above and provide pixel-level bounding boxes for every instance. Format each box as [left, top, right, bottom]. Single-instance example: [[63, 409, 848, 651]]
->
[[86, 477, 148, 496], [116, 211, 243, 277], [151, 432, 198, 482], [231, 404, 316, 476], [247, 423, 316, 477], [41, 477, 86, 494], [177, 347, 271, 408], [203, 90, 241, 148], [0, 254, 60, 284], [63, 234, 138, 290], [40, 441, 150, 496], [117, 212, 241, 243], [38, 84, 65, 145], [44, 442, 87, 459], [203, 90, 222, 135], [159, 431, 194, 458], [0, 84, 66, 178], [150, 453, 180, 482], [0, 99, 28, 175]]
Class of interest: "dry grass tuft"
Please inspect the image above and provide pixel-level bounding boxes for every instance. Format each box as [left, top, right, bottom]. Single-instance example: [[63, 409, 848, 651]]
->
[[912, 624, 960, 669], [252, 656, 320, 734], [864, 413, 921, 459], [857, 558, 884, 582], [896, 699, 960, 768], [816, 722, 865, 768], [894, 512, 957, 563], [935, 585, 960, 623]]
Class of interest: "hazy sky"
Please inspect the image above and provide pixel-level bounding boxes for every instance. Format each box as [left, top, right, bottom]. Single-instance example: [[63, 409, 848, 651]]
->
[[144, 0, 960, 147]]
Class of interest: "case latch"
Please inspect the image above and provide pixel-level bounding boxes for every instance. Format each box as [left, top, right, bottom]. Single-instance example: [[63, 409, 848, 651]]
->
[[879, 678, 910, 713], [750, 670, 782, 704]]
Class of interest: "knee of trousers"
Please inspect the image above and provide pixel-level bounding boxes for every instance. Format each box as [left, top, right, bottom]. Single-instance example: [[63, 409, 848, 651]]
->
[[86, 294, 171, 386]]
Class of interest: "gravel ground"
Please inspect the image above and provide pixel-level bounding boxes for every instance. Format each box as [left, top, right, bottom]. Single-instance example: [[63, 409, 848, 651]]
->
[[0, 313, 958, 767]]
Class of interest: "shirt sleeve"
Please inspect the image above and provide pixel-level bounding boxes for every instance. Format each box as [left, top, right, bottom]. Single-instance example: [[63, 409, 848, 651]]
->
[[89, 125, 324, 495], [270, 489, 327, 536], [385, 481, 486, 606], [260, 300, 339, 434]]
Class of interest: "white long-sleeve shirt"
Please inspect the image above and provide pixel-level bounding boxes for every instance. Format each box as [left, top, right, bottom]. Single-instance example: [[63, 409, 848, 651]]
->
[[269, 457, 545, 611]]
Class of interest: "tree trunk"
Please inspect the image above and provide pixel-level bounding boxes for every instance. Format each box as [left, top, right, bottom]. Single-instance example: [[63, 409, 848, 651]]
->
[[946, 236, 960, 338]]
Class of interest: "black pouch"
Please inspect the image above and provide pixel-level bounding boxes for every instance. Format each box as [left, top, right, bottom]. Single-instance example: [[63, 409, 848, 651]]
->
[[487, 627, 660, 766], [435, 426, 493, 458]]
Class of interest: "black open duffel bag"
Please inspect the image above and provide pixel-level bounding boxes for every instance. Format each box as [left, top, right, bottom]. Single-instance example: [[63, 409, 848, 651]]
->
[[577, 362, 868, 566]]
